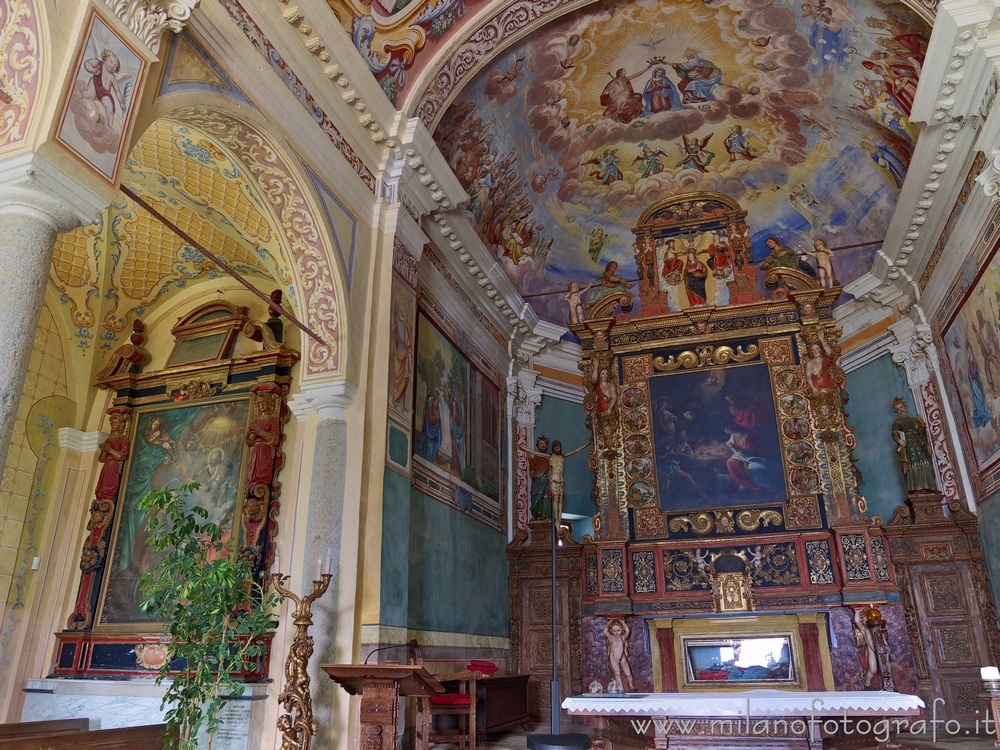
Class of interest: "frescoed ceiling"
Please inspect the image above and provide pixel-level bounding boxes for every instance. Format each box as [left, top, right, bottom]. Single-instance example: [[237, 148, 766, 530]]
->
[[324, 0, 490, 104], [51, 117, 293, 355], [427, 0, 930, 326]]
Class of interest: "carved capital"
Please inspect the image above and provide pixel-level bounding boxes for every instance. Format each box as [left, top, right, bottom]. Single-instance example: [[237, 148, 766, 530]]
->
[[0, 151, 106, 231], [889, 319, 937, 386], [288, 379, 356, 420], [977, 147, 1000, 202], [100, 0, 199, 56], [507, 377, 542, 425]]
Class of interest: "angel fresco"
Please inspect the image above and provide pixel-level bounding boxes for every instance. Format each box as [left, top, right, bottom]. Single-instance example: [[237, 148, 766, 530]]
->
[[588, 148, 623, 184], [632, 142, 669, 178], [677, 134, 715, 172], [723, 126, 757, 161]]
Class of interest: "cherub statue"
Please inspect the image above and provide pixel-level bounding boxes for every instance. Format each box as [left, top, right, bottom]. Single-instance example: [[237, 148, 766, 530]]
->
[[604, 618, 635, 692], [564, 280, 594, 325]]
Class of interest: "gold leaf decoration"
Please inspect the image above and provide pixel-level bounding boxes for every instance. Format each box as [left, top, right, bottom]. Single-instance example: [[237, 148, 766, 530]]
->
[[653, 344, 759, 371], [736, 509, 784, 531], [668, 513, 715, 535]]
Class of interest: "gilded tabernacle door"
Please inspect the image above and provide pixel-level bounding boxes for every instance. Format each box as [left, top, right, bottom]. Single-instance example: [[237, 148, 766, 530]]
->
[[55, 300, 298, 678]]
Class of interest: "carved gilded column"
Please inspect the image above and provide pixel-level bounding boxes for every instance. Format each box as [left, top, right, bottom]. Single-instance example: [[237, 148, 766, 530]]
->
[[888, 318, 971, 507]]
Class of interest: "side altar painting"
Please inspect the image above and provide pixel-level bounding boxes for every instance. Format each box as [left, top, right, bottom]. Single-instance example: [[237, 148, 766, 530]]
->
[[56, 301, 297, 677], [99, 399, 251, 625]]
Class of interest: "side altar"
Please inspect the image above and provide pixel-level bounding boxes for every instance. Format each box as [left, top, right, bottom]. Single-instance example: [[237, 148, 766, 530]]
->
[[511, 193, 923, 719]]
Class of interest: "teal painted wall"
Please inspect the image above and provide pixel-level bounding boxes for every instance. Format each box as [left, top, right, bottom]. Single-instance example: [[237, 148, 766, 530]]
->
[[379, 470, 411, 628], [979, 492, 1000, 621], [406, 488, 509, 635], [844, 355, 913, 523], [380, 472, 509, 635], [536, 396, 596, 539]]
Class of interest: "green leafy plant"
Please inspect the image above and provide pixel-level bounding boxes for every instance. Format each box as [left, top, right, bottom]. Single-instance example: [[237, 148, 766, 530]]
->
[[138, 483, 280, 749]]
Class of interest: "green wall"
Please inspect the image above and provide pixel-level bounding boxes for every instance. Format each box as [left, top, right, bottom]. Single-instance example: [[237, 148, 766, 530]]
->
[[380, 471, 509, 636], [844, 354, 913, 522]]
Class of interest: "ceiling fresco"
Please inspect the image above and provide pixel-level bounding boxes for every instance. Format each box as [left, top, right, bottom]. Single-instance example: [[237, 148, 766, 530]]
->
[[431, 0, 929, 326], [51, 117, 293, 354], [325, 0, 489, 104]]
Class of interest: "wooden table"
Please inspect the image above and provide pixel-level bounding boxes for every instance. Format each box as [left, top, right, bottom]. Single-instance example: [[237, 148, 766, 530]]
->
[[438, 673, 532, 734]]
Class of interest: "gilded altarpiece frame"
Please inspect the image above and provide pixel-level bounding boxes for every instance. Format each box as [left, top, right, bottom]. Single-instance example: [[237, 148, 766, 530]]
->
[[54, 302, 298, 678], [574, 193, 883, 616]]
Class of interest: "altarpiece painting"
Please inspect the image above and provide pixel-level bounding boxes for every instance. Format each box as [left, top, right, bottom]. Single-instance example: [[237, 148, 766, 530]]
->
[[55, 301, 298, 677]]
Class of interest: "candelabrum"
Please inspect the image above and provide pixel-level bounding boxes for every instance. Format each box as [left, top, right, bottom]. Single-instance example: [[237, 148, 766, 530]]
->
[[271, 559, 332, 750]]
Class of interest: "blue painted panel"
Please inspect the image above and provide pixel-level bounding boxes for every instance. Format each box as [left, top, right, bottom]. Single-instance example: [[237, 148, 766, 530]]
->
[[380, 470, 411, 628], [978, 492, 1000, 622]]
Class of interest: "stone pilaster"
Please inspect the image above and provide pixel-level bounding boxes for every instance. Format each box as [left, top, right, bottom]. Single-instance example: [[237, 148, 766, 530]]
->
[[287, 379, 356, 750], [506, 372, 542, 537]]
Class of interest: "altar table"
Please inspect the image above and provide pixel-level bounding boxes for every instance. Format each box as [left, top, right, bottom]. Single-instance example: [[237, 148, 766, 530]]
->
[[562, 691, 924, 750]]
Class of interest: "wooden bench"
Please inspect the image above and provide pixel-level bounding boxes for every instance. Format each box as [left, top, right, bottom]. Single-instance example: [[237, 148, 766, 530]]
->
[[0, 723, 174, 749], [0, 719, 90, 738]]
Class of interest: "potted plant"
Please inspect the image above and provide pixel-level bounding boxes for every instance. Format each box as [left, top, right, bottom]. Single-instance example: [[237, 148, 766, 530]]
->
[[137, 483, 280, 749]]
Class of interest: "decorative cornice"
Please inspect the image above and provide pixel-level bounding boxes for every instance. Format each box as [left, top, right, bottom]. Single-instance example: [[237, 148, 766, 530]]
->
[[58, 428, 107, 452], [271, 0, 394, 147], [100, 0, 199, 56], [220, 0, 377, 193]]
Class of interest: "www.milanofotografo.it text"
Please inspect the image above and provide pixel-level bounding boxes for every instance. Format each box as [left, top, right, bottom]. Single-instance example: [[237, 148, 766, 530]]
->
[[628, 699, 995, 744]]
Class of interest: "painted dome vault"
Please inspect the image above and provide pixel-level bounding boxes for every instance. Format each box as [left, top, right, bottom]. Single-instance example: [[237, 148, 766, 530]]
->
[[428, 0, 929, 327]]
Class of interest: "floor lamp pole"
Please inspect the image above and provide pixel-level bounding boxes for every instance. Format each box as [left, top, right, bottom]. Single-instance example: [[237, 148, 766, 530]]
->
[[550, 511, 560, 733]]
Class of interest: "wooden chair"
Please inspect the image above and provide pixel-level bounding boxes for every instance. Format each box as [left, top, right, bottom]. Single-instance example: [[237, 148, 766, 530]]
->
[[415, 669, 483, 750]]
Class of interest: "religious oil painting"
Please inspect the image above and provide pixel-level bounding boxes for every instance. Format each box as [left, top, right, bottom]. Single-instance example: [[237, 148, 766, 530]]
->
[[388, 275, 416, 419], [56, 10, 146, 182], [649, 362, 783, 512], [98, 398, 251, 627], [683, 635, 795, 686], [943, 243, 1000, 490], [414, 311, 471, 485]]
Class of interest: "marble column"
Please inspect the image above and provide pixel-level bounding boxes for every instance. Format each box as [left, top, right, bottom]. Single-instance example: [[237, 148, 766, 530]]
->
[[889, 317, 974, 508], [0, 160, 102, 472], [287, 379, 356, 749]]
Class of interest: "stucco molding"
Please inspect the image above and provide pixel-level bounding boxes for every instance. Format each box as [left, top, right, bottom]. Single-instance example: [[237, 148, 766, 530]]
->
[[288, 379, 357, 420], [100, 0, 199, 56], [58, 428, 107, 453]]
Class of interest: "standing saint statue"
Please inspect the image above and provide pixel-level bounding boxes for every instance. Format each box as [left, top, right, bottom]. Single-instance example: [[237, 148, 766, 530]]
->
[[527, 435, 552, 518], [890, 397, 937, 492]]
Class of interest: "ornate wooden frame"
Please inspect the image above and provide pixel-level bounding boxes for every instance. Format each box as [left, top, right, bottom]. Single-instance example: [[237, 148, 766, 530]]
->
[[55, 301, 298, 678]]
